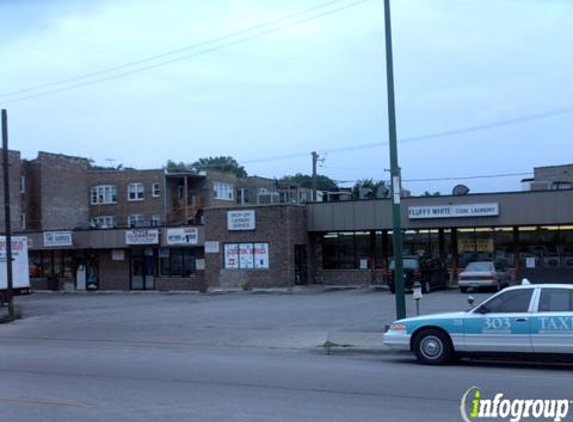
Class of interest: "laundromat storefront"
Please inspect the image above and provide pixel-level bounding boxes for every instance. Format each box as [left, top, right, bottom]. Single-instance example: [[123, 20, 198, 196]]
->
[[306, 190, 573, 285]]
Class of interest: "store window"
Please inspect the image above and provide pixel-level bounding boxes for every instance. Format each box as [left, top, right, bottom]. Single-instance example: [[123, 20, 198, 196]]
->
[[322, 232, 372, 270], [29, 250, 75, 278], [224, 243, 269, 269], [159, 248, 196, 277]]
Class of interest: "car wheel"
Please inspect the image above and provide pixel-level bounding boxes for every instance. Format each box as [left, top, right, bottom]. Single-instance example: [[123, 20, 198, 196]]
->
[[413, 329, 454, 365], [459, 287, 467, 293], [389, 286, 395, 294]]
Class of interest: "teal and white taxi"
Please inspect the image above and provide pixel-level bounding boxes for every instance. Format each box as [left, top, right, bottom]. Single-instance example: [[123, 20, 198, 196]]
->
[[383, 282, 573, 365]]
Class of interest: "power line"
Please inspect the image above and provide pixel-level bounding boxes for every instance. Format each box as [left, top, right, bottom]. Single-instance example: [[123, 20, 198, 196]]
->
[[1, 0, 374, 105], [0, 0, 357, 99], [334, 171, 533, 184], [241, 104, 573, 165]]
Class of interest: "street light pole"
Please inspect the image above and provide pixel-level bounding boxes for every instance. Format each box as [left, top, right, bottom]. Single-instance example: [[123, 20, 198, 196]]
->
[[383, 0, 406, 320], [2, 109, 15, 319]]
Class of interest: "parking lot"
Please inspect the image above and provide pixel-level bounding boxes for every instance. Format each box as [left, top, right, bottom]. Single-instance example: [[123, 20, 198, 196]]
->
[[3, 288, 571, 422]]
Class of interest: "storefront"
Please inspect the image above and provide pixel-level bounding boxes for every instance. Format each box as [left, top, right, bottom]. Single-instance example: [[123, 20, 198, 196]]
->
[[307, 190, 573, 285]]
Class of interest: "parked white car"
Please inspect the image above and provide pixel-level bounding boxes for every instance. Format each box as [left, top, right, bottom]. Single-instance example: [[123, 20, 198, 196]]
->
[[458, 261, 510, 293]]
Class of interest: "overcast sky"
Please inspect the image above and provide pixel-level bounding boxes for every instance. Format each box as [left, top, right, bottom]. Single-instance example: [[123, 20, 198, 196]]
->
[[1, 0, 572, 195]]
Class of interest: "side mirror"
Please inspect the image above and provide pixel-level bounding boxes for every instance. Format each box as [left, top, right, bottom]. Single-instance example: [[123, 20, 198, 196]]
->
[[467, 295, 475, 306]]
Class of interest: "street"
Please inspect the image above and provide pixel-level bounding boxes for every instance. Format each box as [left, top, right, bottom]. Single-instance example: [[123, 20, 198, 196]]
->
[[1, 290, 572, 422]]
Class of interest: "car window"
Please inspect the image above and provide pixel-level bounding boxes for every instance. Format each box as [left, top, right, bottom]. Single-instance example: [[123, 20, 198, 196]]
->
[[389, 259, 418, 270], [479, 289, 533, 314], [538, 289, 573, 312], [466, 262, 493, 272]]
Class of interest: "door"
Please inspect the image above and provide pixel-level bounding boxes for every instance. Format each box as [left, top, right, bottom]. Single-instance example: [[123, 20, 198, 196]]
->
[[131, 251, 155, 290], [294, 245, 308, 286], [531, 288, 573, 354], [463, 288, 534, 353]]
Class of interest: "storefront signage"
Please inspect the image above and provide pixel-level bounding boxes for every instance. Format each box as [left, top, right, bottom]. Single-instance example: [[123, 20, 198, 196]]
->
[[125, 229, 159, 245], [44, 231, 73, 247], [227, 210, 256, 231], [408, 203, 499, 220], [166, 227, 198, 245], [224, 242, 269, 269], [204, 241, 220, 254]]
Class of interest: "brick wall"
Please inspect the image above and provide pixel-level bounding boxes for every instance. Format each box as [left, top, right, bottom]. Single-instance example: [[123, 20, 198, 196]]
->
[[204, 205, 307, 289], [30, 152, 90, 230], [98, 250, 131, 290], [88, 169, 165, 227]]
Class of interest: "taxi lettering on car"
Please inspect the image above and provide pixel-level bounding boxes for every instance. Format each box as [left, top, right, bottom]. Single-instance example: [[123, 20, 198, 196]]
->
[[383, 283, 573, 364]]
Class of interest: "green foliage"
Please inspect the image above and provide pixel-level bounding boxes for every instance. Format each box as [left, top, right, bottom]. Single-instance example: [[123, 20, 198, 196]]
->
[[164, 156, 247, 177], [280, 173, 338, 191], [351, 179, 387, 199]]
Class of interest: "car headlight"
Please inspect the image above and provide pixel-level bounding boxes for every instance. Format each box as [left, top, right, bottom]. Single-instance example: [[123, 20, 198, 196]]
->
[[389, 323, 407, 332]]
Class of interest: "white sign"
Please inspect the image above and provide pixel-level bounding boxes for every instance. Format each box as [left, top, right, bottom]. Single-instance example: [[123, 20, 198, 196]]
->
[[112, 250, 125, 261], [228, 210, 256, 231], [196, 259, 206, 271], [166, 227, 198, 245], [126, 229, 159, 245], [224, 244, 239, 269], [204, 241, 220, 254], [44, 231, 73, 247], [526, 257, 536, 269], [408, 203, 499, 220], [360, 259, 369, 270], [239, 243, 254, 269], [254, 243, 269, 269], [0, 236, 30, 290]]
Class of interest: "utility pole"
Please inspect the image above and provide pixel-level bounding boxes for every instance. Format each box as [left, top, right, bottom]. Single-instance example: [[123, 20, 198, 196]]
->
[[2, 109, 14, 319], [311, 151, 319, 202], [384, 0, 406, 320]]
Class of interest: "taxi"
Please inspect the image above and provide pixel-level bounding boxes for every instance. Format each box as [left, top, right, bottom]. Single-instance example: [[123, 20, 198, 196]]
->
[[383, 282, 573, 365]]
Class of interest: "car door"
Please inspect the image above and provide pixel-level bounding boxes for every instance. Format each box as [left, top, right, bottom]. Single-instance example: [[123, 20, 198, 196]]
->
[[463, 288, 534, 353], [531, 288, 573, 354]]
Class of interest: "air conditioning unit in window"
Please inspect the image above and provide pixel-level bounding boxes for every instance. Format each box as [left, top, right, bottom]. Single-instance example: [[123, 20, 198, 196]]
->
[[258, 192, 280, 205]]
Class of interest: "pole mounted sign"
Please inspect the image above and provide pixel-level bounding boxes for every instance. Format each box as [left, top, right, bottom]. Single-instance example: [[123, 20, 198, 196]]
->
[[408, 203, 500, 220]]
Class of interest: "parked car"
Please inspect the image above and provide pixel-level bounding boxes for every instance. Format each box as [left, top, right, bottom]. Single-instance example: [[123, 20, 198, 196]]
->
[[386, 255, 449, 294], [458, 261, 510, 293], [383, 282, 573, 365]]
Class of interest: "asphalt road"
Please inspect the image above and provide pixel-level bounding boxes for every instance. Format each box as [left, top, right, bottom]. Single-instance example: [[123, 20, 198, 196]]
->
[[1, 290, 572, 422]]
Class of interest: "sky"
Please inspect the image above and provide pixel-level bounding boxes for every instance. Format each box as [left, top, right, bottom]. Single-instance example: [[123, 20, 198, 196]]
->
[[1, 0, 572, 195]]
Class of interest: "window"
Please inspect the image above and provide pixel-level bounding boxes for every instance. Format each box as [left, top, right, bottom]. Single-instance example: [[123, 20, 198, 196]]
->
[[539, 289, 573, 312], [151, 214, 161, 226], [21, 213, 26, 230], [29, 250, 75, 279], [91, 216, 116, 229], [224, 243, 269, 269], [128, 214, 145, 228], [177, 185, 185, 200], [128, 182, 144, 201], [20, 175, 25, 193], [478, 289, 533, 314], [322, 231, 373, 270], [213, 182, 234, 201], [91, 185, 117, 205], [159, 248, 196, 277], [152, 182, 161, 197], [237, 188, 249, 204]]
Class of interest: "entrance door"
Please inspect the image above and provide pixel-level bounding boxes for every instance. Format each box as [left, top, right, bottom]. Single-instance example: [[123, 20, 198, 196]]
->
[[131, 252, 155, 290], [294, 245, 308, 285]]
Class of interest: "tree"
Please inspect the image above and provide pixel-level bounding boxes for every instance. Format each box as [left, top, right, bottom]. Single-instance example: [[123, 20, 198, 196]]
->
[[279, 173, 338, 191], [192, 156, 247, 178], [164, 156, 247, 177], [351, 179, 388, 199]]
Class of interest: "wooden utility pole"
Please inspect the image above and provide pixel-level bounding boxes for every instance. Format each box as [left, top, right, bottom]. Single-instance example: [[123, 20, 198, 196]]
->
[[311, 151, 319, 202], [2, 109, 14, 319]]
